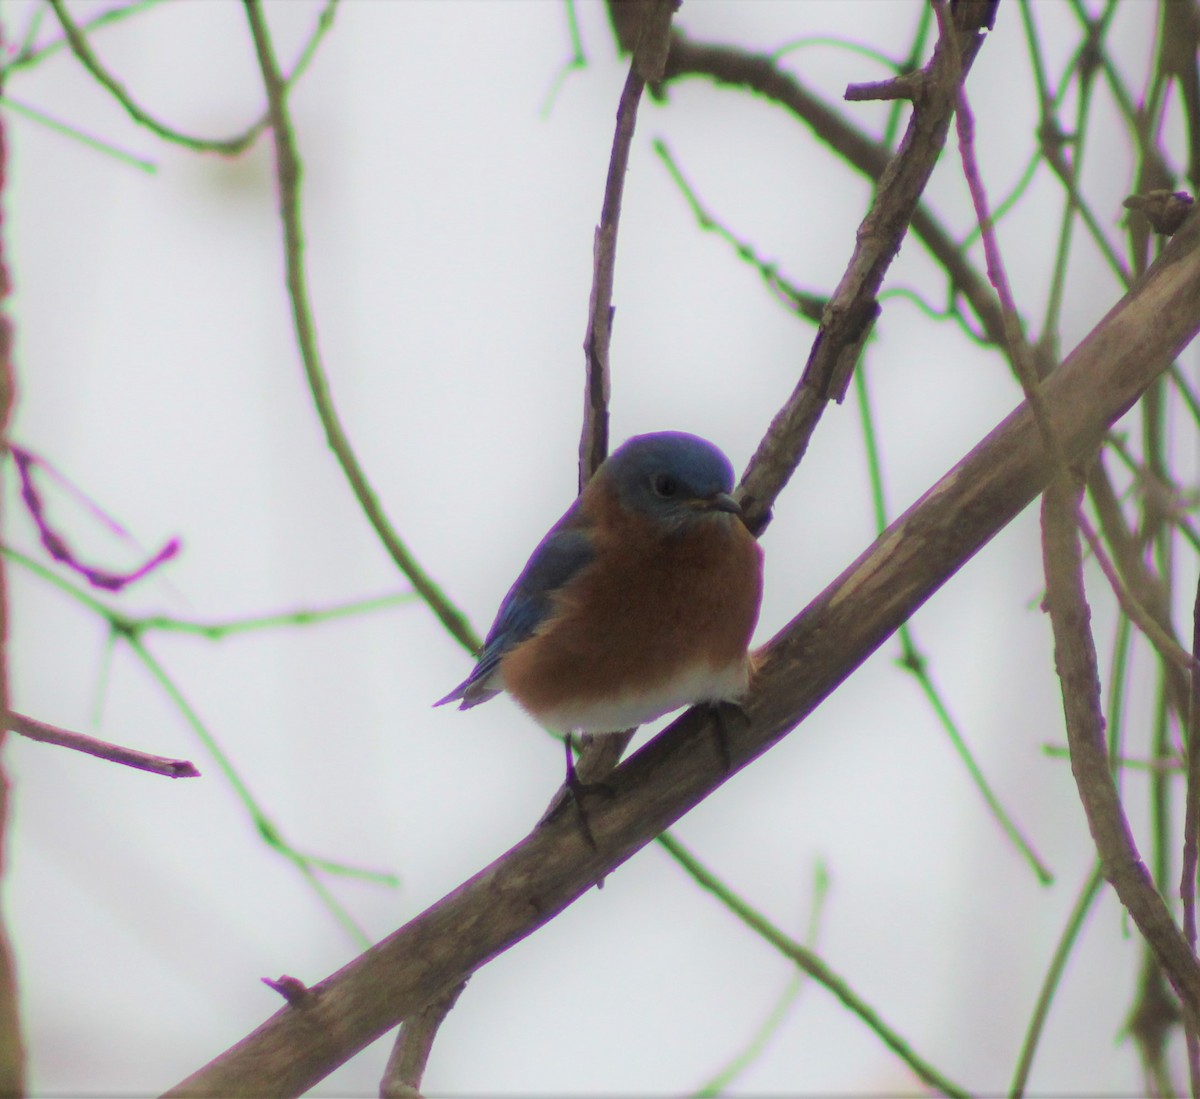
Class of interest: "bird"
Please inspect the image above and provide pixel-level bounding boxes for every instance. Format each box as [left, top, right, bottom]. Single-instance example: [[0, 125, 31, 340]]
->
[[435, 431, 763, 745]]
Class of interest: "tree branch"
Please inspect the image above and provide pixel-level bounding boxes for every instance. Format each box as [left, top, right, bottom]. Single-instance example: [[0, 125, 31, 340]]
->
[[734, 1, 994, 533], [1041, 471, 1200, 1033], [45, 0, 339, 156], [571, 0, 680, 818], [379, 980, 467, 1099], [579, 0, 677, 487], [7, 712, 199, 779], [654, 17, 1009, 362], [241, 0, 478, 654], [1185, 571, 1200, 1091]]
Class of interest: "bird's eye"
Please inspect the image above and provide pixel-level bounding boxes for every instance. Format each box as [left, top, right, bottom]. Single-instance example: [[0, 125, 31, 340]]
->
[[653, 473, 679, 498]]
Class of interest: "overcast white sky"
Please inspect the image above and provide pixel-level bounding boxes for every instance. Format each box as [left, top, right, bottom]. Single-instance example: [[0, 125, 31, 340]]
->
[[2, 1, 1197, 1095]]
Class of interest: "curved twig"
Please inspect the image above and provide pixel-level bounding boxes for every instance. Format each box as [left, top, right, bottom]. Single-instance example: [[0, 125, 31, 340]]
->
[[578, 0, 676, 487], [1042, 471, 1200, 1034], [242, 0, 477, 653], [46, 0, 339, 156]]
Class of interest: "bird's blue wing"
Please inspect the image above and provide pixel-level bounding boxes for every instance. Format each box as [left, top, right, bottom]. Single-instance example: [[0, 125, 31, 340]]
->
[[435, 512, 595, 709]]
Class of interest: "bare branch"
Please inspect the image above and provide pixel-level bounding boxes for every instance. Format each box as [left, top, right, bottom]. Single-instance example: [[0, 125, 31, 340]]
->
[[11, 445, 180, 593], [44, 0, 339, 156], [655, 22, 1008, 365], [1041, 471, 1200, 1034], [8, 712, 199, 779], [1185, 571, 1200, 1092], [573, 0, 679, 805], [579, 0, 677, 488], [379, 981, 467, 1099], [738, 1, 994, 534], [1087, 460, 1192, 722]]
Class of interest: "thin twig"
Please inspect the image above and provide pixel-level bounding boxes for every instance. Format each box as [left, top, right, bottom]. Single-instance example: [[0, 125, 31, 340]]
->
[[854, 364, 1051, 883], [0, 95, 157, 172], [131, 592, 416, 640], [1042, 744, 1182, 773], [736, 1, 995, 534], [653, 138, 826, 324], [1075, 511, 1198, 678], [539, 0, 586, 118], [11, 445, 179, 592], [3, 0, 167, 76], [1008, 863, 1105, 1097], [945, 2, 1058, 455], [129, 631, 379, 947], [2, 541, 404, 901], [379, 981, 467, 1099], [1022, 0, 1094, 360], [570, 0, 679, 795], [654, 22, 1009, 375], [46, 0, 339, 156], [1041, 471, 1200, 1034], [844, 73, 924, 102], [8, 711, 199, 778], [579, 0, 676, 488], [1086, 460, 1191, 722], [693, 861, 830, 1096], [241, 0, 477, 654], [1183, 573, 1200, 1092], [659, 834, 969, 1098]]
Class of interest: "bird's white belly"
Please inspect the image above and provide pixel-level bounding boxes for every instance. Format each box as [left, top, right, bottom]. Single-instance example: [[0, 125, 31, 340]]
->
[[528, 657, 750, 734]]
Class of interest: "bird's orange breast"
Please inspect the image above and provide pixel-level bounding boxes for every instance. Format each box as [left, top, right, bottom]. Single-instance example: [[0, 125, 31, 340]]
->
[[499, 495, 763, 732]]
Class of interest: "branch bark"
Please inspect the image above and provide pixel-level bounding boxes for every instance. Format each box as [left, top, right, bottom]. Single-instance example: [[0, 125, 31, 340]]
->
[[735, 0, 994, 533], [1042, 472, 1200, 1031], [7, 712, 199, 778], [579, 0, 677, 487], [164, 208, 1200, 1099], [570, 0, 681, 819], [379, 980, 467, 1099]]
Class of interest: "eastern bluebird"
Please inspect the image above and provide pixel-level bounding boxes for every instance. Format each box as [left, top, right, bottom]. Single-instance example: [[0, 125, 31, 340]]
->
[[435, 432, 763, 740]]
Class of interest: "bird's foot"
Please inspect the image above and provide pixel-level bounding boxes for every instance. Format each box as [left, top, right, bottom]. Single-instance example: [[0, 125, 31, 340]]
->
[[709, 699, 750, 773], [539, 734, 618, 850]]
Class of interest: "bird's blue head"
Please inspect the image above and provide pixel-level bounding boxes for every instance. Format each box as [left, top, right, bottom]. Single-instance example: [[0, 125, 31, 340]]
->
[[596, 431, 742, 526]]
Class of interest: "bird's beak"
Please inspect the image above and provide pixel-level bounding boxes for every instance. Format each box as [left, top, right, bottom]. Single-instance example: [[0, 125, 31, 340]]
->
[[701, 491, 743, 516]]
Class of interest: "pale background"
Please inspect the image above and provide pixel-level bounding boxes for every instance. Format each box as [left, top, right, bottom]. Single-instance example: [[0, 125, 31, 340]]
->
[[2, 1, 1196, 1095]]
